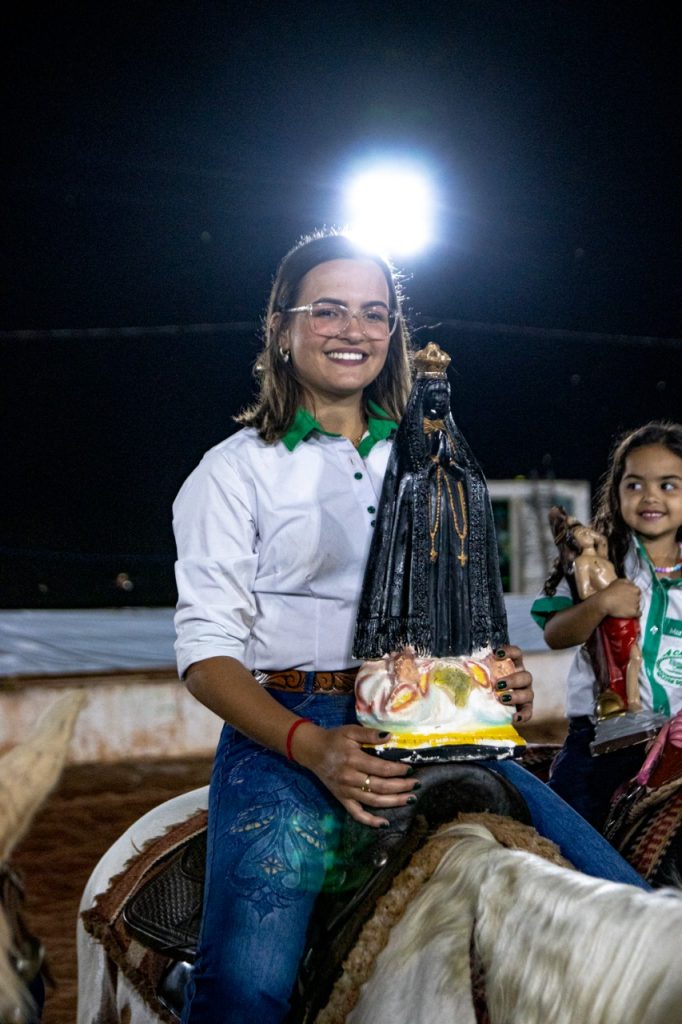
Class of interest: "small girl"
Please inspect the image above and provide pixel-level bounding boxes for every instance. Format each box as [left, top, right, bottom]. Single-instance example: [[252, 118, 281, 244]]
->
[[531, 421, 682, 829]]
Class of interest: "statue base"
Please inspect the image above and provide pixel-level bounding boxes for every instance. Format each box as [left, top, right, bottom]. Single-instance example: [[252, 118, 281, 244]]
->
[[365, 725, 526, 764], [590, 710, 668, 756]]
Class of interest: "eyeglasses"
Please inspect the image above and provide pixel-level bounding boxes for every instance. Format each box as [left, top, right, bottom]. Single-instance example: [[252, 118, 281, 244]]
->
[[282, 301, 398, 339]]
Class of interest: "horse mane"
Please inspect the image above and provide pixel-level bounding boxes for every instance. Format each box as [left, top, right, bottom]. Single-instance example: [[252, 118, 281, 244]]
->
[[0, 691, 85, 862], [318, 813, 570, 1024], [342, 821, 682, 1024]]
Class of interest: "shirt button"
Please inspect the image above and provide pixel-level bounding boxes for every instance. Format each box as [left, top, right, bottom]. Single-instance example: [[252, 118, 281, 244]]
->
[[367, 505, 376, 513], [354, 472, 363, 480], [650, 626, 659, 634], [371, 519, 376, 526]]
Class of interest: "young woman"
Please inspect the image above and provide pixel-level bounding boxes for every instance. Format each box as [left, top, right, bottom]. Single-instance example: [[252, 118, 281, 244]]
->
[[175, 231, 648, 1024]]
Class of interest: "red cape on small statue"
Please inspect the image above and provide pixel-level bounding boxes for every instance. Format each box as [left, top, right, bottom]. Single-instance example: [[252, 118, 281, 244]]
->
[[548, 506, 665, 754]]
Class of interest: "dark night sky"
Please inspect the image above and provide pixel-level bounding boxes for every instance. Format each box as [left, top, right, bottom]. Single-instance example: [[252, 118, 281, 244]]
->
[[1, 1, 680, 607]]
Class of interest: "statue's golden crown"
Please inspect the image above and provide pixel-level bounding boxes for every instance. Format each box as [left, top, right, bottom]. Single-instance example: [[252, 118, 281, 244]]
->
[[413, 342, 451, 377]]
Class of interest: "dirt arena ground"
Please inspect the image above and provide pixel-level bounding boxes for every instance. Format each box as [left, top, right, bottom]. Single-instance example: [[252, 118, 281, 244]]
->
[[12, 757, 213, 1024]]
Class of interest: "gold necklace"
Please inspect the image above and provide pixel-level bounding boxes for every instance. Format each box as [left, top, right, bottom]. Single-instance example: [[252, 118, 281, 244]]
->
[[349, 421, 367, 448], [428, 464, 469, 564]]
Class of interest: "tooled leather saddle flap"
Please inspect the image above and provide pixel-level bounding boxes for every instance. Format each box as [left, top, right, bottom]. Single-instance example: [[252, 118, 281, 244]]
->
[[122, 761, 529, 976]]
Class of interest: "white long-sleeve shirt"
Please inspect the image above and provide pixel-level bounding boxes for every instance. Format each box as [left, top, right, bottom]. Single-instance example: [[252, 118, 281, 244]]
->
[[173, 407, 397, 678]]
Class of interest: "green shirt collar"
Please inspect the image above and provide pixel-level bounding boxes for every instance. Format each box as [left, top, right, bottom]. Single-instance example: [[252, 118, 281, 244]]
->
[[281, 400, 398, 454]]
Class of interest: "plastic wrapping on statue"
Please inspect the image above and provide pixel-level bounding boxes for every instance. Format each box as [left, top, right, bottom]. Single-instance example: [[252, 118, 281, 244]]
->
[[548, 506, 666, 755], [353, 341, 524, 762]]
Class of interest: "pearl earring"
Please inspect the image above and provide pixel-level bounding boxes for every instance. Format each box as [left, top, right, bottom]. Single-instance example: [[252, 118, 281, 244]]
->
[[279, 346, 290, 363]]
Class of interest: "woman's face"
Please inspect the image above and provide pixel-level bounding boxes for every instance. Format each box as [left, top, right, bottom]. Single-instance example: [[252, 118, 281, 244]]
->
[[280, 258, 391, 409]]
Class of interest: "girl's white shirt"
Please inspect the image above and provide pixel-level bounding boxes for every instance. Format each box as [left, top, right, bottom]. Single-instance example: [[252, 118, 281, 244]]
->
[[173, 426, 391, 678]]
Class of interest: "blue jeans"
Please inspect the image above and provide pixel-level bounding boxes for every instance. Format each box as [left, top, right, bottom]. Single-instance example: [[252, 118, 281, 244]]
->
[[490, 758, 650, 889], [181, 687, 356, 1024], [547, 716, 648, 831], [182, 692, 649, 1023]]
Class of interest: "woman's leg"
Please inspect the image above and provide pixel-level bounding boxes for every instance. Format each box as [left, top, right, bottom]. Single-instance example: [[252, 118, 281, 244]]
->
[[489, 759, 651, 890], [182, 692, 355, 1024]]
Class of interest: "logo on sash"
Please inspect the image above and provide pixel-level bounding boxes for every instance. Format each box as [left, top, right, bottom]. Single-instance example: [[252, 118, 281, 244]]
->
[[656, 649, 682, 687]]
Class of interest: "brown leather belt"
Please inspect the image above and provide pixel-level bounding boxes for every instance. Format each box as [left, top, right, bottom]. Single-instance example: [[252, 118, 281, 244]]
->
[[260, 668, 358, 694]]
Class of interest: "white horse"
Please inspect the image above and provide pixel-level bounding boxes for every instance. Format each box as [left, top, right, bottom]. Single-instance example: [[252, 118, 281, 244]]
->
[[77, 786, 208, 1024], [77, 795, 682, 1024], [341, 821, 682, 1024], [0, 691, 84, 1024]]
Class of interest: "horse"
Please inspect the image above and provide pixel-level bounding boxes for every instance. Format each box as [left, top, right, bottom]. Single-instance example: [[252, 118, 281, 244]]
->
[[76, 761, 532, 1024], [76, 745, 682, 1024], [344, 820, 682, 1024], [0, 690, 84, 1024]]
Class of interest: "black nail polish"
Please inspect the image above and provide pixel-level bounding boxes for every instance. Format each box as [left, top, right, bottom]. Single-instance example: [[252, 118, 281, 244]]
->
[[405, 765, 415, 776], [407, 794, 417, 804], [495, 680, 507, 691], [379, 821, 390, 828], [500, 693, 513, 703], [412, 781, 422, 790], [495, 648, 507, 659], [377, 731, 391, 739]]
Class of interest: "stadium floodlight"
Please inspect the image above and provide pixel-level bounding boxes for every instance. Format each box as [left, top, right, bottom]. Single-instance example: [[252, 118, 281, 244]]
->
[[344, 164, 434, 257]]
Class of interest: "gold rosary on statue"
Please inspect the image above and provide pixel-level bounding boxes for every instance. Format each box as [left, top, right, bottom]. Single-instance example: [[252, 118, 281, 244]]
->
[[424, 419, 469, 565]]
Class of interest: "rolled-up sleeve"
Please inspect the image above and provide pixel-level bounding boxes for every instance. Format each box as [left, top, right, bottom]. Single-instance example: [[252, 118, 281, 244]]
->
[[530, 577, 574, 629], [173, 450, 258, 678]]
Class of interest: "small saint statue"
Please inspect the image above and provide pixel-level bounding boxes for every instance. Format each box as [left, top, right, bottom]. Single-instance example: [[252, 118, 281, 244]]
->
[[547, 507, 642, 720]]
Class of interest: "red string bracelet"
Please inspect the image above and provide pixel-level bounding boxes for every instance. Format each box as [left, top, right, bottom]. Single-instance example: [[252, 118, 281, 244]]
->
[[286, 717, 312, 762]]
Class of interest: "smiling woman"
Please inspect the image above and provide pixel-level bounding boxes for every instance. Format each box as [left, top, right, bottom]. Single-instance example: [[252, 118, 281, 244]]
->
[[236, 231, 412, 445], [166, 230, 650, 1024], [172, 231, 420, 1024], [275, 259, 393, 429]]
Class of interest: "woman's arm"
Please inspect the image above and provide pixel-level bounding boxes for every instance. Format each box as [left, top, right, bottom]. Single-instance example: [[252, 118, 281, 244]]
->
[[185, 656, 417, 827], [543, 578, 641, 649]]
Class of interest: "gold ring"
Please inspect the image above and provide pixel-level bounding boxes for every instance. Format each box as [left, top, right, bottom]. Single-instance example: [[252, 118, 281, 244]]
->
[[360, 775, 372, 794]]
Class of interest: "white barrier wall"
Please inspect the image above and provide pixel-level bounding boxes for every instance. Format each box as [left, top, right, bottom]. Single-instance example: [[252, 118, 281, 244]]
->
[[0, 650, 573, 764], [0, 601, 573, 761]]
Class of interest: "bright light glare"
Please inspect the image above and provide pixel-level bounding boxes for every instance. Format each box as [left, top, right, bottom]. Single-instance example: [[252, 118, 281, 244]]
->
[[345, 166, 434, 257]]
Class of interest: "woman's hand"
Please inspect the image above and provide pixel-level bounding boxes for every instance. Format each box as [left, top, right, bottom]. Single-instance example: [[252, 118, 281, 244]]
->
[[493, 644, 534, 724], [292, 722, 418, 828]]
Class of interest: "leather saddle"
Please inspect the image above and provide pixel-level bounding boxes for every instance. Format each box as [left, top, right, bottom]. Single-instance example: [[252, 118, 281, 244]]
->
[[122, 761, 531, 1021]]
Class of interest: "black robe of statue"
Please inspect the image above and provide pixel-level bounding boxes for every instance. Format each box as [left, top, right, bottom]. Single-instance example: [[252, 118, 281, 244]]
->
[[353, 374, 508, 659]]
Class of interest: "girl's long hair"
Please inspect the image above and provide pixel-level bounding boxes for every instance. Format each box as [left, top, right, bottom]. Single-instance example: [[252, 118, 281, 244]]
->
[[543, 420, 682, 593], [236, 229, 413, 441], [593, 420, 682, 576]]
